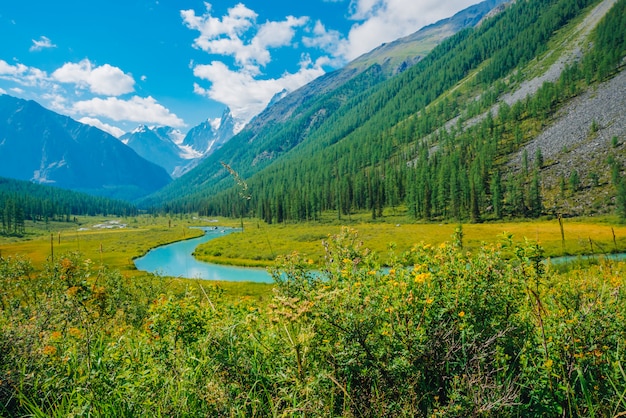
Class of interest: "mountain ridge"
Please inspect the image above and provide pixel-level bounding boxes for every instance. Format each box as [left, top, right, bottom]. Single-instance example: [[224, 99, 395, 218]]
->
[[0, 95, 171, 201], [145, 0, 625, 222], [142, 0, 509, 208]]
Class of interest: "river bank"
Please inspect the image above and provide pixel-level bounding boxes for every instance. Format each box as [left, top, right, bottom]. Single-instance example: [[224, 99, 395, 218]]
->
[[194, 217, 626, 268]]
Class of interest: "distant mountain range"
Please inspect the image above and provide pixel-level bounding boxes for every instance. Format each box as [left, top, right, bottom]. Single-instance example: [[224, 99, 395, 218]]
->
[[0, 94, 171, 201], [0, 0, 506, 204], [3, 0, 622, 223], [120, 107, 239, 178]]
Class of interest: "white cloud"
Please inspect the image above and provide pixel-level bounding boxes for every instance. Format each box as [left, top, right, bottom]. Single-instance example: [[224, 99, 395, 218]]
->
[[184, 3, 322, 124], [193, 58, 324, 124], [30, 36, 57, 52], [0, 60, 28, 76], [182, 3, 307, 74], [79, 117, 126, 138], [338, 0, 478, 60], [303, 21, 345, 62], [52, 59, 135, 96], [0, 87, 6, 94], [184, 0, 480, 126], [0, 58, 185, 131], [72, 96, 186, 128]]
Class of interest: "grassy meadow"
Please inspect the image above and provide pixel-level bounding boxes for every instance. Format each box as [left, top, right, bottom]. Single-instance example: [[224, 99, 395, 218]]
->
[[0, 215, 206, 274], [1, 224, 625, 416], [194, 214, 626, 268], [0, 215, 273, 304]]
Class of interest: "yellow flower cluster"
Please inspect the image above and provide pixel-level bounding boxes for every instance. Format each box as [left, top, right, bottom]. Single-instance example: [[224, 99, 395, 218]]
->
[[69, 327, 83, 338], [42, 345, 57, 356], [414, 272, 432, 284]]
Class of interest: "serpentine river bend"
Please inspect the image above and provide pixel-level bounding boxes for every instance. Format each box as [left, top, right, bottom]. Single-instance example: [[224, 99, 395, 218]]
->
[[134, 227, 626, 283], [134, 227, 273, 283]]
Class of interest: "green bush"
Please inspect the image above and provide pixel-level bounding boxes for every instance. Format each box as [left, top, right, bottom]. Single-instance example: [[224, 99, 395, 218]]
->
[[1, 230, 625, 416]]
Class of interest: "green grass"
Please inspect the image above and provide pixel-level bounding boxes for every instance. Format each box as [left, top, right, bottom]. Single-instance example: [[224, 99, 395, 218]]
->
[[0, 215, 209, 275], [2, 227, 625, 416], [3, 213, 625, 304], [195, 215, 626, 267], [0, 215, 274, 303]]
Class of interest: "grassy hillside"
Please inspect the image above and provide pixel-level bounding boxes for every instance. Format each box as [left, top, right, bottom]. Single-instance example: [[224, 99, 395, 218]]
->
[[150, 0, 625, 226]]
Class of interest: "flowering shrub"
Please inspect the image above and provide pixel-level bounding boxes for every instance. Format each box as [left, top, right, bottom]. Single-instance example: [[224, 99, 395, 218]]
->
[[0, 229, 625, 416]]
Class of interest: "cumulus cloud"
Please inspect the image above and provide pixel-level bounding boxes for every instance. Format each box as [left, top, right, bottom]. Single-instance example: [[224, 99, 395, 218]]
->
[[72, 96, 186, 128], [302, 21, 345, 63], [183, 3, 325, 124], [0, 59, 48, 87], [0, 60, 28, 76], [193, 58, 324, 124], [78, 117, 126, 138], [0, 87, 6, 94], [1, 57, 185, 131], [30, 36, 57, 52], [337, 0, 478, 60], [182, 3, 307, 74], [183, 0, 479, 126], [51, 59, 135, 96]]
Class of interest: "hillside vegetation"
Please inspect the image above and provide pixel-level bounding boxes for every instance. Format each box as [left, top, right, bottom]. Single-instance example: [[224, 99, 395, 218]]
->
[[1, 177, 137, 237], [1, 229, 625, 416], [150, 0, 625, 224]]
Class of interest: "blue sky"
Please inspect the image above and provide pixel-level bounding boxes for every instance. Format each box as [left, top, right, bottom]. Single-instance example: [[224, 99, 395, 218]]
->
[[0, 0, 478, 137]]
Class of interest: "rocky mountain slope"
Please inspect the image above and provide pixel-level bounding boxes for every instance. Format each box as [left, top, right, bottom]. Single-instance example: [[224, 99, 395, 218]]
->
[[120, 107, 238, 178], [120, 125, 193, 177]]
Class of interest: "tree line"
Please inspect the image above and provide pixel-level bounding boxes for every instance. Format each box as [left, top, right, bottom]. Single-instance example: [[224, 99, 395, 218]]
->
[[0, 177, 138, 236]]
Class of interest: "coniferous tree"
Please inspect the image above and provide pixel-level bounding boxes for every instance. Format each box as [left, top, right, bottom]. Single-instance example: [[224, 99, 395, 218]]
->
[[529, 170, 542, 218], [491, 170, 503, 219]]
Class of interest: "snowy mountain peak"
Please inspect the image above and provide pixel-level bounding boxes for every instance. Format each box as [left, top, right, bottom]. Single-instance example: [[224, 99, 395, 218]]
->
[[119, 110, 238, 178]]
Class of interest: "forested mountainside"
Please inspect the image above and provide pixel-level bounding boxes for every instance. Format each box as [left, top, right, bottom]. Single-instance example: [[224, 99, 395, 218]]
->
[[0, 177, 137, 236], [151, 0, 625, 223], [141, 0, 506, 209]]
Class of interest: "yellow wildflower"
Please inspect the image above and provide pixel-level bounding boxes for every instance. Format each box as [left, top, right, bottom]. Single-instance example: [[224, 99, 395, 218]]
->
[[42, 345, 57, 356], [414, 272, 431, 284], [50, 331, 62, 341], [69, 328, 83, 338], [425, 297, 434, 304], [458, 311, 465, 318]]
